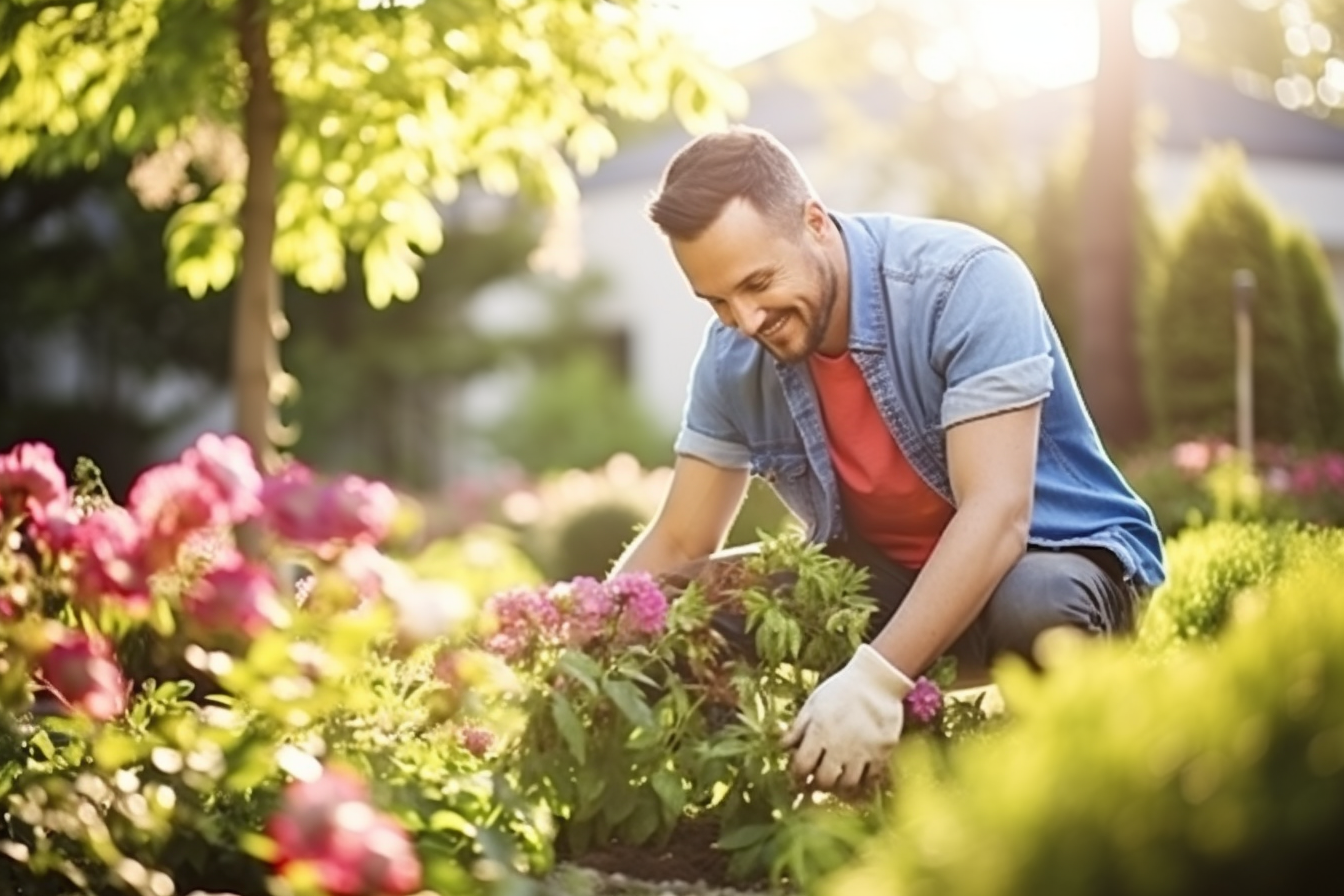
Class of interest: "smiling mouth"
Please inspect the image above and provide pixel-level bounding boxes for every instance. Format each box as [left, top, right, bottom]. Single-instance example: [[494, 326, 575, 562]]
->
[[759, 314, 788, 339]]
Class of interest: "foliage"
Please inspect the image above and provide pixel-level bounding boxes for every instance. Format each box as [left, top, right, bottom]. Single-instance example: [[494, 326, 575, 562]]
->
[[281, 212, 543, 489], [1148, 144, 1344, 447], [501, 454, 668, 583], [1119, 437, 1344, 537], [547, 502, 646, 581], [1280, 224, 1344, 446], [826, 547, 1344, 896], [1171, 0, 1344, 124], [0, 436, 544, 896], [1137, 518, 1344, 653], [487, 350, 673, 478], [482, 533, 992, 890], [0, 162, 232, 497], [0, 0, 743, 306]]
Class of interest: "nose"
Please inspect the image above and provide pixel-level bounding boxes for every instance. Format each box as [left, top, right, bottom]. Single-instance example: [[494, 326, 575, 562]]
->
[[732, 300, 769, 337]]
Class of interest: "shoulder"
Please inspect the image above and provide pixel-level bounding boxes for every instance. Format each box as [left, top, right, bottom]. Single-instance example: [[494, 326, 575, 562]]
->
[[847, 213, 1023, 283], [691, 319, 774, 387]]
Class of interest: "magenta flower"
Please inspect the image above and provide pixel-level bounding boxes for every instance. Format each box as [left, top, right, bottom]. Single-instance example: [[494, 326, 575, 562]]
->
[[459, 725, 494, 757], [268, 765, 421, 896], [128, 462, 222, 571], [554, 576, 614, 646], [0, 442, 67, 517], [261, 464, 399, 549], [37, 628, 129, 721], [183, 553, 284, 637], [70, 508, 152, 612], [904, 676, 944, 725], [181, 432, 263, 524], [483, 586, 563, 660], [609, 572, 668, 640]]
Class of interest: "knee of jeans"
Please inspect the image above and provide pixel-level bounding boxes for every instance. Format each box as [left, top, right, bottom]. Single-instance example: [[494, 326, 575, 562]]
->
[[981, 553, 1106, 662]]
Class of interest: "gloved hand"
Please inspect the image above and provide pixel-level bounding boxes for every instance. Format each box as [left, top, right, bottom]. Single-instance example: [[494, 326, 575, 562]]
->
[[781, 644, 915, 791]]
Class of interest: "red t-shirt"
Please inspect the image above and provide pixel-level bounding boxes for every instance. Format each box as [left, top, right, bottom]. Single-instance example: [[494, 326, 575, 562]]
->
[[808, 350, 955, 568]]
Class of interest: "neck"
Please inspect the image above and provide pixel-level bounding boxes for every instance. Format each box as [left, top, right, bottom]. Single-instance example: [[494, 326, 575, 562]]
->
[[817, 222, 851, 357]]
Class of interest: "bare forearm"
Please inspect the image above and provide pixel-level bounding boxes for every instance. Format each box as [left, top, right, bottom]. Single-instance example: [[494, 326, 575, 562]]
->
[[609, 524, 699, 578], [869, 502, 1028, 677]]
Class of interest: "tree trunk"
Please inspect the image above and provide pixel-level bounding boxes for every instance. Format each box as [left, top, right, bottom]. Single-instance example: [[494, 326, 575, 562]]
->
[[1077, 0, 1146, 447], [236, 0, 287, 552]]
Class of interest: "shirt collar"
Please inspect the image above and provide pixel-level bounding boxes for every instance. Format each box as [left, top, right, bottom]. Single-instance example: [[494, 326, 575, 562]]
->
[[831, 212, 888, 355]]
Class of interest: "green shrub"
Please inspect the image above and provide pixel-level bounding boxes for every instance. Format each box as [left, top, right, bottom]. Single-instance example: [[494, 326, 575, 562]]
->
[[547, 500, 645, 580], [826, 549, 1344, 896], [1137, 520, 1344, 652], [1148, 145, 1321, 445], [486, 350, 672, 476], [1280, 225, 1344, 447]]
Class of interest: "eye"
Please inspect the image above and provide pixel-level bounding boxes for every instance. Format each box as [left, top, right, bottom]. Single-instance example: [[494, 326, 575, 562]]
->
[[745, 277, 771, 293]]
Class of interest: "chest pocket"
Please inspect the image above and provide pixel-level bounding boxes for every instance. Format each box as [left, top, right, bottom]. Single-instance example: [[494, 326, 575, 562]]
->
[[749, 451, 814, 531]]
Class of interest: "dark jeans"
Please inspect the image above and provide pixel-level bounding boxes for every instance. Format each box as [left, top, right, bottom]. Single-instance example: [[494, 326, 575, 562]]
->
[[708, 538, 1141, 686]]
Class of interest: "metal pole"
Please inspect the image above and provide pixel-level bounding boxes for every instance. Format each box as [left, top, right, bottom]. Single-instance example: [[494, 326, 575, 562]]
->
[[1233, 268, 1256, 460]]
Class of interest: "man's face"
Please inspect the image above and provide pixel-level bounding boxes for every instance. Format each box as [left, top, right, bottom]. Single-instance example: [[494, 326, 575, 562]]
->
[[670, 198, 842, 364]]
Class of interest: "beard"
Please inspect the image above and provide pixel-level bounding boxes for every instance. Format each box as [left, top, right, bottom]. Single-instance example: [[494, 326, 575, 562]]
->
[[759, 254, 841, 364]]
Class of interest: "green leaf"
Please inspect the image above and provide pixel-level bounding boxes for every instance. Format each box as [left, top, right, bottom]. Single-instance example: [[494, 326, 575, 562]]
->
[[29, 729, 55, 760], [92, 730, 142, 770], [550, 692, 586, 765], [601, 678, 655, 731], [649, 769, 685, 821], [717, 822, 777, 851], [622, 800, 661, 846], [557, 650, 602, 694]]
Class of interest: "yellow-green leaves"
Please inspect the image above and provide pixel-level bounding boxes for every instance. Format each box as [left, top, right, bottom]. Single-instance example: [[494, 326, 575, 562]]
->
[[1, 0, 744, 308], [165, 184, 243, 299]]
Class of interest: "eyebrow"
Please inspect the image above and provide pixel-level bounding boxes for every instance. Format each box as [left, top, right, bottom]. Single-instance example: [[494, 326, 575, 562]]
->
[[694, 266, 775, 303]]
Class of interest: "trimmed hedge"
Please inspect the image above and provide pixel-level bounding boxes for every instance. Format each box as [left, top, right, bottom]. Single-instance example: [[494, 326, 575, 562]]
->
[[826, 547, 1344, 896], [1137, 520, 1344, 652]]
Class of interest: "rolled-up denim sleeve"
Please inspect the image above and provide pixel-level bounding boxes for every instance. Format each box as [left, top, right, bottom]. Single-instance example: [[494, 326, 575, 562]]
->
[[673, 325, 752, 469], [933, 246, 1055, 429]]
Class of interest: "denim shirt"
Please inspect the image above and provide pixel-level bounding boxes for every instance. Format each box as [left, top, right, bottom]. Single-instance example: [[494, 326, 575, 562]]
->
[[673, 212, 1167, 590]]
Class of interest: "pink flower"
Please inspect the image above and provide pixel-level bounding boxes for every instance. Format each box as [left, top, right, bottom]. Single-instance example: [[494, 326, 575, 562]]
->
[[183, 553, 283, 637], [609, 573, 668, 640], [70, 508, 152, 612], [1321, 453, 1344, 489], [336, 544, 407, 606], [904, 676, 943, 725], [1171, 440, 1212, 476], [37, 628, 129, 721], [321, 475, 399, 544], [128, 462, 221, 571], [181, 432, 263, 524], [459, 725, 494, 757], [0, 442, 67, 517], [261, 464, 399, 549], [554, 576, 613, 646], [268, 765, 421, 896], [483, 586, 562, 660]]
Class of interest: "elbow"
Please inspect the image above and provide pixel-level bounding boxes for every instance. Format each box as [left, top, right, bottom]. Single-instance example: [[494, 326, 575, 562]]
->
[[964, 492, 1032, 557]]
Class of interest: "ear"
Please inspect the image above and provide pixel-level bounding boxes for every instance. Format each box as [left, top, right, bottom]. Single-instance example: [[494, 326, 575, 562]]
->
[[802, 199, 829, 242]]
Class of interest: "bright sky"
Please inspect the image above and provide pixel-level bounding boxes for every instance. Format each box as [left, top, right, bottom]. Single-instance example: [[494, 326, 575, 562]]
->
[[669, 0, 1184, 88]]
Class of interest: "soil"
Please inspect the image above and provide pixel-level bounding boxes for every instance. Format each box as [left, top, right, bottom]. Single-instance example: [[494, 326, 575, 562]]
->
[[560, 817, 768, 893]]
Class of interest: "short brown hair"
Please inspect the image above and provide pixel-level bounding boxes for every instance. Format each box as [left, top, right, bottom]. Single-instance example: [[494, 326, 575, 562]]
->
[[646, 126, 815, 240]]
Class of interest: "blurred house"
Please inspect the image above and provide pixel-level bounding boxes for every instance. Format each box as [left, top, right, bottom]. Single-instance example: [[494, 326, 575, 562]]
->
[[469, 52, 1344, 438]]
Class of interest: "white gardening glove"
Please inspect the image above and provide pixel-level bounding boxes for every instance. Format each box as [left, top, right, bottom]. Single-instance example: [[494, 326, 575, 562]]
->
[[781, 644, 915, 791]]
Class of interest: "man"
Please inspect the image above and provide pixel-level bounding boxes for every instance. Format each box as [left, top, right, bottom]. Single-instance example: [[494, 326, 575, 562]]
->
[[610, 126, 1165, 792]]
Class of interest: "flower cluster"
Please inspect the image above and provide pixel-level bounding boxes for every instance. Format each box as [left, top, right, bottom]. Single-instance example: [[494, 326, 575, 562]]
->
[[904, 676, 944, 726], [482, 572, 669, 662], [0, 435, 402, 721], [267, 764, 421, 896]]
